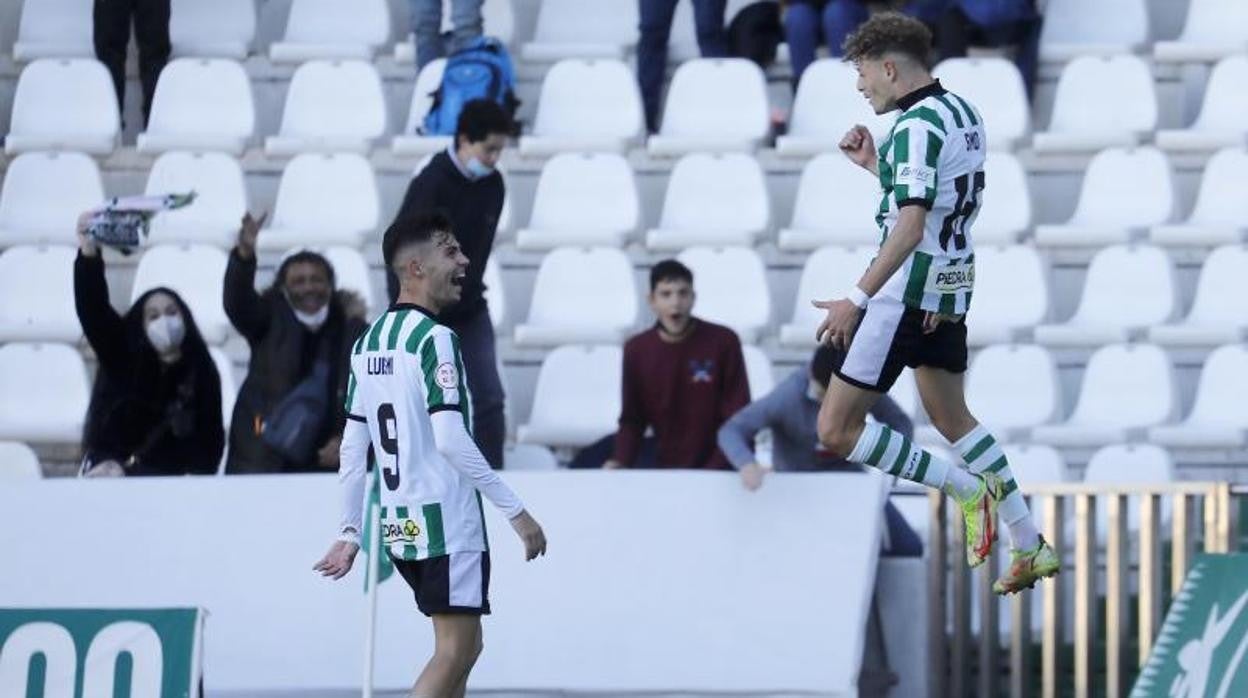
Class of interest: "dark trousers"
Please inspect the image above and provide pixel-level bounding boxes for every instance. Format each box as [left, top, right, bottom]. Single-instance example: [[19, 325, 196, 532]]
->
[[445, 308, 506, 470], [936, 6, 1042, 100], [638, 0, 729, 133], [93, 0, 171, 125], [784, 0, 869, 87]]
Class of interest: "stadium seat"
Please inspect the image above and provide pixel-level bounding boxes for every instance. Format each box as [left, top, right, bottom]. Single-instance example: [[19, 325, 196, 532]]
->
[[170, 0, 255, 59], [513, 247, 638, 346], [144, 152, 247, 249], [518, 59, 644, 156], [1156, 57, 1248, 152], [1149, 148, 1248, 247], [6, 59, 120, 156], [888, 368, 919, 419], [932, 57, 1029, 150], [777, 154, 881, 251], [0, 441, 42, 481], [741, 345, 774, 398], [1154, 0, 1248, 63], [13, 0, 93, 61], [676, 247, 770, 344], [521, 0, 637, 61], [137, 58, 255, 155], [131, 244, 232, 345], [646, 153, 769, 250], [1149, 344, 1248, 448], [1003, 444, 1068, 484], [776, 59, 894, 157], [394, 0, 517, 63], [392, 59, 451, 156], [0, 246, 79, 343], [207, 346, 236, 431], [1033, 245, 1175, 347], [515, 153, 640, 250], [0, 152, 104, 248], [1149, 245, 1248, 346], [1032, 57, 1157, 153], [0, 342, 90, 443], [265, 60, 386, 156], [647, 59, 769, 156], [504, 443, 559, 471], [1083, 444, 1175, 537], [1030, 343, 1176, 447], [965, 245, 1048, 346], [517, 344, 622, 448], [779, 246, 875, 347], [1039, 0, 1149, 62], [321, 246, 375, 315], [965, 344, 1062, 436], [483, 257, 506, 329], [1033, 147, 1174, 247], [269, 0, 389, 62], [971, 152, 1031, 245], [258, 153, 380, 251]]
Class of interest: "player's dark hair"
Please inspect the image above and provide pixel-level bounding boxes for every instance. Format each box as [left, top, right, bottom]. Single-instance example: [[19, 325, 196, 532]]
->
[[383, 211, 453, 268], [455, 99, 514, 145], [842, 12, 932, 66], [649, 259, 694, 292], [810, 344, 839, 389]]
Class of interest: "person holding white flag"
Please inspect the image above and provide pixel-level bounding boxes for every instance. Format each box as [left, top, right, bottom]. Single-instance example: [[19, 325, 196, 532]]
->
[[314, 211, 546, 698]]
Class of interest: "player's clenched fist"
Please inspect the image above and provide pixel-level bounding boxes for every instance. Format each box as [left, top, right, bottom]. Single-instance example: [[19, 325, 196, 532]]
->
[[839, 124, 877, 171], [509, 510, 547, 561]]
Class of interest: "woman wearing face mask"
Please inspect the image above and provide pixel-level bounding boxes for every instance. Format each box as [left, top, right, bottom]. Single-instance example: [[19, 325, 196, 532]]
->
[[223, 212, 369, 474], [74, 215, 225, 476]]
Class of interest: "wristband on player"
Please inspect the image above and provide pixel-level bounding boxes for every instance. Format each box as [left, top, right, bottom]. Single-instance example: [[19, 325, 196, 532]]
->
[[846, 286, 870, 309], [336, 527, 361, 546]]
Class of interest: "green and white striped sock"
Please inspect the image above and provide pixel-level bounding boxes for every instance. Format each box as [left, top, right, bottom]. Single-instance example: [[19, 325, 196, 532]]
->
[[848, 422, 971, 493], [955, 425, 1040, 550]]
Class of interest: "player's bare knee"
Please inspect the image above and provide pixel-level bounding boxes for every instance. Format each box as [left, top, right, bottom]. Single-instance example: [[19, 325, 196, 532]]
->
[[817, 416, 857, 459]]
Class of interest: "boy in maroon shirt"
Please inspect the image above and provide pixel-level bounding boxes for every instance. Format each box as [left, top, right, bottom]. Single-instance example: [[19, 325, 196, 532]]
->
[[605, 260, 751, 469]]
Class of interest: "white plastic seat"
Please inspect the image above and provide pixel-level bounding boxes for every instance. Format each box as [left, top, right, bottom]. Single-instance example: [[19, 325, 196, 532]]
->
[[1039, 0, 1149, 62], [207, 346, 236, 431], [515, 153, 639, 250], [483, 257, 506, 329], [137, 58, 255, 155], [1149, 344, 1248, 448], [1003, 444, 1068, 485], [1030, 343, 1176, 447], [776, 59, 894, 156], [647, 59, 769, 156], [0, 246, 79, 343], [966, 246, 1048, 346], [258, 154, 380, 251], [521, 0, 637, 61], [645, 153, 769, 250], [1032, 57, 1157, 153], [676, 247, 770, 344], [392, 59, 452, 156], [0, 152, 104, 248], [972, 152, 1031, 245], [1150, 149, 1248, 247], [777, 154, 882, 251], [513, 247, 638, 346], [1154, 0, 1248, 63], [6, 58, 119, 155], [0, 343, 90, 443], [1083, 444, 1175, 537], [504, 443, 559, 471], [269, 0, 389, 62], [144, 152, 247, 249], [265, 60, 386, 156], [965, 345, 1061, 436], [1034, 148, 1173, 247], [321, 246, 375, 316], [131, 244, 232, 345], [13, 0, 93, 61], [742, 345, 773, 398], [779, 246, 875, 347], [1156, 57, 1248, 152], [1034, 245, 1175, 347], [0, 441, 42, 481], [933, 58, 1029, 150], [170, 0, 255, 59], [1149, 246, 1248, 346], [517, 344, 622, 448], [518, 59, 644, 156]]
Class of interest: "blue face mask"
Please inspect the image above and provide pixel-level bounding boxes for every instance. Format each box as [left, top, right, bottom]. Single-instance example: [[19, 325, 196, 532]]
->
[[465, 157, 494, 179]]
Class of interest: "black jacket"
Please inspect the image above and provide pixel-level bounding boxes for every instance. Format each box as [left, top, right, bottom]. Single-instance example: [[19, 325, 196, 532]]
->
[[74, 251, 224, 475], [222, 249, 369, 473]]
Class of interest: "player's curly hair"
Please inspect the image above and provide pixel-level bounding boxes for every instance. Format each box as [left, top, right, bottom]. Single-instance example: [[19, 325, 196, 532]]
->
[[842, 12, 932, 65]]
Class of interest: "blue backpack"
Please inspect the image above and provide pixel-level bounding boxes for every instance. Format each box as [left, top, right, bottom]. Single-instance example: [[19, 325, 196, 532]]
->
[[421, 37, 519, 136]]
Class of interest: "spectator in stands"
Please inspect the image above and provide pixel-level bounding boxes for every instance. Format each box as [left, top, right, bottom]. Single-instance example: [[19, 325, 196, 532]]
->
[[605, 260, 751, 470], [385, 100, 510, 468], [718, 345, 921, 555], [934, 0, 1042, 99], [74, 214, 224, 476], [94, 0, 170, 125], [224, 213, 369, 474], [638, 0, 730, 133], [411, 0, 484, 71], [783, 0, 870, 86]]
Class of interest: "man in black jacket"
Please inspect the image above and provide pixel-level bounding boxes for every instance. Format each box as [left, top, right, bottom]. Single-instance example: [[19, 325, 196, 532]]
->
[[386, 100, 510, 468]]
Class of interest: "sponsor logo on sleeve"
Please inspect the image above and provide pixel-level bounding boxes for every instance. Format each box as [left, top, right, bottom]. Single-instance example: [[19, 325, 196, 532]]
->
[[896, 164, 936, 188]]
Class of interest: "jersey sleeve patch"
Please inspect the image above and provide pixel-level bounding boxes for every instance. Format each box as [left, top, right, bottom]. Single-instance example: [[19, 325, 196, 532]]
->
[[435, 362, 459, 390], [419, 329, 465, 413]]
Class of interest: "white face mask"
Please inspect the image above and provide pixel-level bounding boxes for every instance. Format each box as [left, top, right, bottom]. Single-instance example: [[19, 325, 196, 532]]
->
[[465, 156, 494, 179], [146, 315, 185, 354], [293, 303, 329, 331]]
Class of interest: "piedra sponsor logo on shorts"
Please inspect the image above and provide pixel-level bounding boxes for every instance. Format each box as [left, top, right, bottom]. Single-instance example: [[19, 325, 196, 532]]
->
[[383, 518, 422, 543]]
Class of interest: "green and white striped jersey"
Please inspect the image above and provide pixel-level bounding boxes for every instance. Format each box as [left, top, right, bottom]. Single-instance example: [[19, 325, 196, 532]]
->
[[344, 303, 486, 561], [874, 81, 986, 315]]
